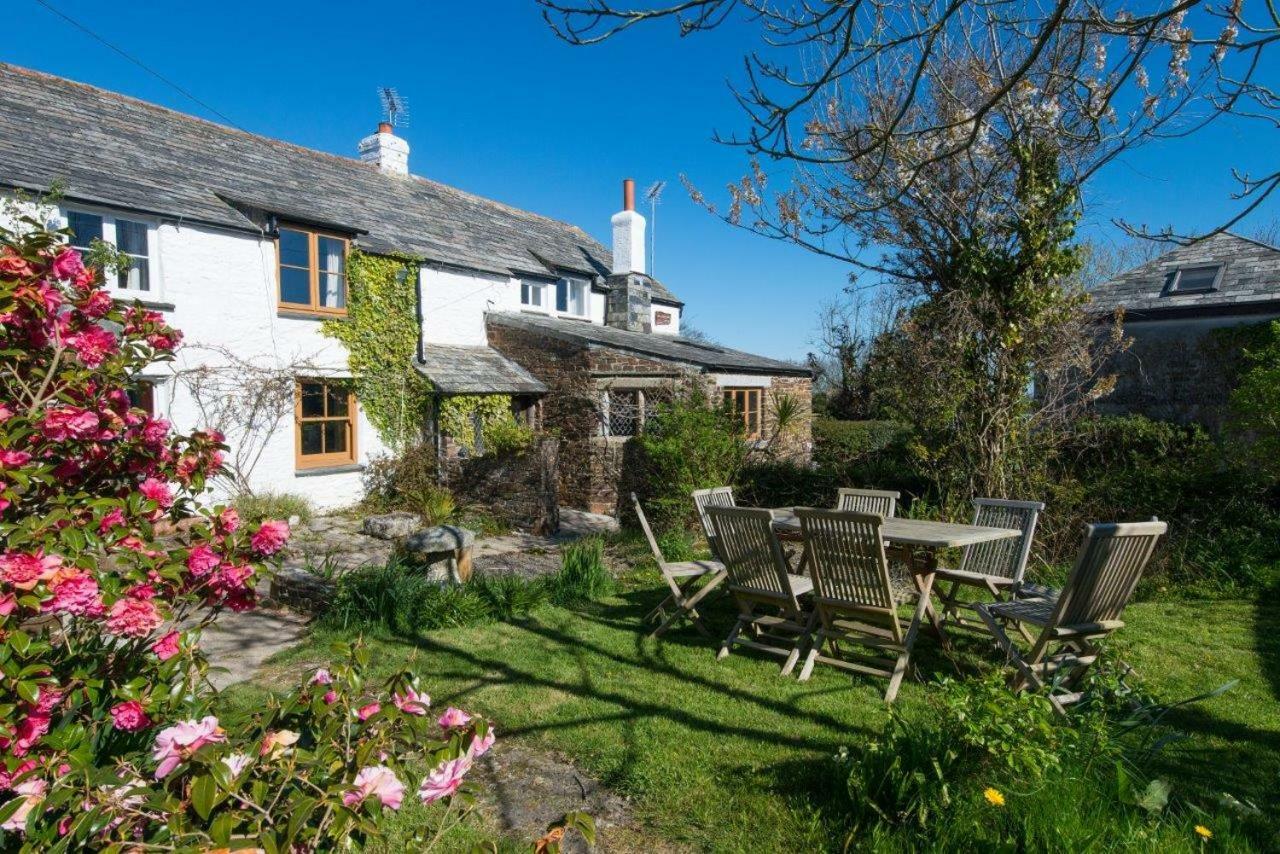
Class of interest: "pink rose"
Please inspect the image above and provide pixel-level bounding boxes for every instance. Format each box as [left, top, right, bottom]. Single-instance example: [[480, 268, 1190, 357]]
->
[[357, 702, 380, 721], [137, 478, 173, 510], [393, 687, 430, 716], [50, 247, 84, 280], [343, 765, 405, 810], [250, 519, 290, 556], [418, 757, 471, 804], [437, 707, 471, 729], [109, 700, 151, 732], [151, 631, 181, 661], [105, 597, 163, 638], [152, 716, 226, 779], [186, 544, 220, 578], [66, 325, 118, 368]]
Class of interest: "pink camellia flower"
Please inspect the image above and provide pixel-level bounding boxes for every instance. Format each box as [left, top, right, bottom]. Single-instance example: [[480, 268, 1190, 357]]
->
[[66, 325, 119, 368], [357, 702, 381, 722], [152, 716, 226, 779], [10, 713, 51, 756], [250, 519, 290, 556], [140, 418, 170, 445], [0, 593, 16, 616], [0, 449, 32, 468], [43, 569, 104, 617], [105, 597, 163, 638], [418, 757, 471, 804], [393, 687, 430, 716], [310, 668, 333, 685], [50, 247, 84, 280], [0, 550, 62, 590], [217, 507, 240, 535], [258, 729, 300, 757], [343, 765, 405, 810], [151, 631, 181, 661], [0, 249, 36, 280], [79, 288, 113, 319], [98, 507, 126, 533], [437, 707, 472, 729], [137, 478, 173, 510], [0, 759, 37, 791], [185, 544, 221, 578], [1, 776, 46, 833], [323, 690, 338, 705], [41, 406, 99, 441], [109, 700, 151, 732], [468, 727, 496, 759]]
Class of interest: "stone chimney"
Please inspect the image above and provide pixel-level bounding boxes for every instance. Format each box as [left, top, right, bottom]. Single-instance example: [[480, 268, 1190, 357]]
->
[[605, 181, 653, 333], [358, 122, 410, 176], [611, 178, 646, 275]]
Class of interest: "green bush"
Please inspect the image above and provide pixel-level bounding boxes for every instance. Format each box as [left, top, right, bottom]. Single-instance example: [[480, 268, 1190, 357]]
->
[[232, 490, 314, 525], [362, 443, 439, 512], [633, 389, 746, 532], [547, 536, 614, 605]]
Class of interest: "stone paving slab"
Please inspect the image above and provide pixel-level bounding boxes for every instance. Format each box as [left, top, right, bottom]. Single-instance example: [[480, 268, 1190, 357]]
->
[[200, 607, 310, 690]]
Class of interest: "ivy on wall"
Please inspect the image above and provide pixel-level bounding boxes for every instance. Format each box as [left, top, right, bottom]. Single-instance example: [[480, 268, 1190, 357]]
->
[[439, 394, 533, 455], [322, 250, 432, 450]]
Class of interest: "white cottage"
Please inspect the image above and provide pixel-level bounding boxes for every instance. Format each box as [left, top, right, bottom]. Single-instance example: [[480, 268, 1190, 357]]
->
[[0, 63, 811, 515]]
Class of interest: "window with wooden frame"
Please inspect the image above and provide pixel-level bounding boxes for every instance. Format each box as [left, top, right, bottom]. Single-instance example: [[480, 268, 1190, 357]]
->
[[295, 380, 357, 469], [722, 387, 762, 440], [277, 225, 348, 315]]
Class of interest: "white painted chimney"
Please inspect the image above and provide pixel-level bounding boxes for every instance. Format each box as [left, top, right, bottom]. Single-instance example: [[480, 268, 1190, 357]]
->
[[611, 178, 646, 275], [358, 122, 410, 177]]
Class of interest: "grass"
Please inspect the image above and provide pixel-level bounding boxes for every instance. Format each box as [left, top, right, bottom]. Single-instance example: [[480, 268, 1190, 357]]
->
[[225, 559, 1280, 851]]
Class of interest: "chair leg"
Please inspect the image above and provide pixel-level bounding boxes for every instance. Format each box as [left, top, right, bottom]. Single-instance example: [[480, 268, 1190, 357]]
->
[[781, 609, 818, 677], [886, 573, 933, 703], [718, 614, 747, 660], [797, 642, 820, 681]]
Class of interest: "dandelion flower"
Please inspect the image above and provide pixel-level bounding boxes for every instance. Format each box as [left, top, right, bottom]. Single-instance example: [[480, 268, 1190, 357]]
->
[[984, 787, 1005, 807], [1195, 825, 1213, 840]]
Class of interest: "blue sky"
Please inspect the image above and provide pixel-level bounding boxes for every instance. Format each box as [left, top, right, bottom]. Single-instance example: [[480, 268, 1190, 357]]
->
[[6, 1, 1277, 361]]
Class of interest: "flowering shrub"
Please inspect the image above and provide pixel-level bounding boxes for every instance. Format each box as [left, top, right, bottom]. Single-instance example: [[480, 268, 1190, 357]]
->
[[0, 205, 594, 851]]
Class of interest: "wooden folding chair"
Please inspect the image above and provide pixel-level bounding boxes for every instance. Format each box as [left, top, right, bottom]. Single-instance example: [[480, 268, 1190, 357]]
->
[[834, 488, 900, 518], [692, 486, 735, 560], [705, 505, 815, 676], [934, 498, 1044, 639], [631, 493, 726, 638], [976, 519, 1167, 714], [794, 508, 930, 702]]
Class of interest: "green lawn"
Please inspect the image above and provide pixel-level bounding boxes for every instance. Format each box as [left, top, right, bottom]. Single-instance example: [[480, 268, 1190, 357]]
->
[[225, 567, 1280, 851]]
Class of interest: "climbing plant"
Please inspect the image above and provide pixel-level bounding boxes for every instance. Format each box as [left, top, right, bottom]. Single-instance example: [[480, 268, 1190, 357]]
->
[[439, 394, 533, 455], [322, 250, 432, 449]]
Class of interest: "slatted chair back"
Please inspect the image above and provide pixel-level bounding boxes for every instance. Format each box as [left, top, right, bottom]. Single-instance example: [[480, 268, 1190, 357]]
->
[[631, 492, 669, 570], [705, 506, 797, 609], [693, 486, 735, 554], [795, 508, 896, 613], [834, 488, 899, 518], [1054, 520, 1167, 628], [958, 498, 1045, 582]]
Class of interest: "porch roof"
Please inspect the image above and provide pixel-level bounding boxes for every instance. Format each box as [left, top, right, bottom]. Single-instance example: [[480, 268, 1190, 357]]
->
[[415, 345, 548, 395]]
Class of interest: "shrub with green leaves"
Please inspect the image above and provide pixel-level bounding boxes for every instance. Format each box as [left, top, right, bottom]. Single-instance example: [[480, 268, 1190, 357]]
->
[[547, 537, 613, 606], [232, 490, 315, 526]]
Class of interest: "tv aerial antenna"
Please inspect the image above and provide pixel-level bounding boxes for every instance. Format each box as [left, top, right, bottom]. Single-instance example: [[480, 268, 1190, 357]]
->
[[378, 87, 408, 128], [645, 180, 667, 277]]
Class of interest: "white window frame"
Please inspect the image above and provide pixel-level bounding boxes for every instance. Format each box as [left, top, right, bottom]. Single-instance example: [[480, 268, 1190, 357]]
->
[[60, 205, 161, 298], [555, 276, 588, 317], [520, 279, 549, 310], [521, 276, 591, 319]]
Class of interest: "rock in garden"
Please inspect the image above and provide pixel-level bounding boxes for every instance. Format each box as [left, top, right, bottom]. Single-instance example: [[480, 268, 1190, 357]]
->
[[360, 512, 422, 540], [402, 525, 477, 582]]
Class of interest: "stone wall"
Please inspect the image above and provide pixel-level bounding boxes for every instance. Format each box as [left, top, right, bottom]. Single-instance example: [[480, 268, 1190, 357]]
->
[[450, 436, 560, 534], [1098, 315, 1278, 430]]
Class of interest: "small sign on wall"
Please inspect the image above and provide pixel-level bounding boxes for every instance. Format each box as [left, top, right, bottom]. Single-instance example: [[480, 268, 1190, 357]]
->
[[654, 311, 672, 326]]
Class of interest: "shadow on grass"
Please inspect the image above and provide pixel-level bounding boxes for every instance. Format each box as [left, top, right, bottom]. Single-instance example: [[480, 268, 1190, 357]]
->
[[1253, 577, 1280, 703]]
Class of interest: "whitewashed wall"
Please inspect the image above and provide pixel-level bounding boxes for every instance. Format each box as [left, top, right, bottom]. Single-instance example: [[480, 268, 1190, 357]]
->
[[651, 301, 681, 335]]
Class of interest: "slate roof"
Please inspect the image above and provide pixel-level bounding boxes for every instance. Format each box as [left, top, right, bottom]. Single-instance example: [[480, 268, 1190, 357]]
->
[[0, 62, 667, 288], [415, 345, 548, 394], [1088, 232, 1280, 317], [488, 312, 811, 376]]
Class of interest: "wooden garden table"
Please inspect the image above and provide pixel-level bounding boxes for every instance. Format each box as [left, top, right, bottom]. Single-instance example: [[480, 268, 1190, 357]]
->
[[768, 509, 1021, 646]]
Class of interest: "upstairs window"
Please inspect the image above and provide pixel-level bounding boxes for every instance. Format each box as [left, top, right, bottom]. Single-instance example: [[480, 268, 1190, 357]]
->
[[295, 380, 356, 468], [66, 209, 153, 293], [722, 387, 762, 440], [1164, 264, 1223, 295], [556, 277, 587, 316], [278, 226, 348, 315], [520, 280, 548, 309]]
